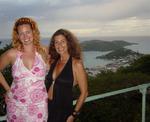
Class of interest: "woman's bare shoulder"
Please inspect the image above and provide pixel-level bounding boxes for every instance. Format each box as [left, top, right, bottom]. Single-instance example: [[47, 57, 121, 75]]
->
[[72, 58, 84, 68], [2, 48, 17, 58], [0, 48, 17, 68]]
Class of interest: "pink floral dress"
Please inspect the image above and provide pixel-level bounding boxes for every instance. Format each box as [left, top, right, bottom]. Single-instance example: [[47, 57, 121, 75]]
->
[[6, 51, 48, 122]]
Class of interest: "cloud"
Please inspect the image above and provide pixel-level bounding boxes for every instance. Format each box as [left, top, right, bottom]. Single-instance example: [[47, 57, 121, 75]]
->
[[0, 0, 150, 38]]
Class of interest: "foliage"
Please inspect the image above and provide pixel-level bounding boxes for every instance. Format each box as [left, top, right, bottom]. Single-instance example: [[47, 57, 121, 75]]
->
[[75, 55, 150, 122], [119, 54, 150, 74], [78, 93, 142, 122]]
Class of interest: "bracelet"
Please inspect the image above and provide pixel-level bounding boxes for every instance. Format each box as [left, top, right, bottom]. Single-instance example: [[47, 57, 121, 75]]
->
[[71, 110, 80, 118]]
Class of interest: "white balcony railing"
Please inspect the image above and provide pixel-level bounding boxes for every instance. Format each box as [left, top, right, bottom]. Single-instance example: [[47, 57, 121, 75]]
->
[[1, 82, 150, 122], [73, 82, 150, 122]]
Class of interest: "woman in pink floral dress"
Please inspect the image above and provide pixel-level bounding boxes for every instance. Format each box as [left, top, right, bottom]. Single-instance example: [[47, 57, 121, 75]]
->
[[0, 17, 48, 122]]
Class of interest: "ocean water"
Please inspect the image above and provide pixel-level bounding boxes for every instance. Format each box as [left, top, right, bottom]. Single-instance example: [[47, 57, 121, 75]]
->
[[0, 36, 150, 68], [82, 51, 113, 68], [81, 36, 150, 68]]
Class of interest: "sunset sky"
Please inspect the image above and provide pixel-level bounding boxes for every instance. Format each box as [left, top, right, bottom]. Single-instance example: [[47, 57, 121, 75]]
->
[[0, 0, 150, 38]]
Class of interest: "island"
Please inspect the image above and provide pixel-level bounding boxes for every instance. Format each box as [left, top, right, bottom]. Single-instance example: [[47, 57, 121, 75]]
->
[[96, 48, 142, 60], [80, 40, 137, 51]]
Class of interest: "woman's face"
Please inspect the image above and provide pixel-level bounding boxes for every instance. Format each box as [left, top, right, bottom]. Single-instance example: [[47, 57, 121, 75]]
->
[[17, 24, 33, 46], [54, 34, 68, 55]]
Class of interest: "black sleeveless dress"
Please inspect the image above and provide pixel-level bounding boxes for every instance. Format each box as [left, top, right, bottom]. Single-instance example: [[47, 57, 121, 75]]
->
[[45, 57, 74, 122]]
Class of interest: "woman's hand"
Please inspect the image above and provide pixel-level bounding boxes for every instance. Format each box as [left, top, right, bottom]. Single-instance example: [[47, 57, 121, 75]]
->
[[5, 90, 11, 103], [66, 115, 74, 122]]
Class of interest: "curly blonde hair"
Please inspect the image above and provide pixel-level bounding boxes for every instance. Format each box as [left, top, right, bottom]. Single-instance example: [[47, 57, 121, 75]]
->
[[12, 17, 47, 62]]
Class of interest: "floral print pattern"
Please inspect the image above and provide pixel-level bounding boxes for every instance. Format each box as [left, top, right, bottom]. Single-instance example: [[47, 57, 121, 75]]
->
[[30, 89, 45, 103], [6, 51, 48, 122]]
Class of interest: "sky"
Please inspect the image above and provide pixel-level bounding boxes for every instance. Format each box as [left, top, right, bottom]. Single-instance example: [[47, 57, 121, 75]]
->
[[0, 0, 150, 39]]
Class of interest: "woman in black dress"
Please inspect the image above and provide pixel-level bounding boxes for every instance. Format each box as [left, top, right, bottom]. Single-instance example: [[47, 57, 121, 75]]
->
[[46, 29, 88, 122]]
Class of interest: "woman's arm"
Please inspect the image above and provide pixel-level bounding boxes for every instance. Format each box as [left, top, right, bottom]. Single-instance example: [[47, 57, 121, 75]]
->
[[0, 49, 15, 92], [73, 59, 88, 112], [67, 59, 88, 122]]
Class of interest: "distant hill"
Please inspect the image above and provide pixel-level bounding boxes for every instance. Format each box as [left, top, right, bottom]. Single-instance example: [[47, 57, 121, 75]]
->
[[80, 40, 137, 51]]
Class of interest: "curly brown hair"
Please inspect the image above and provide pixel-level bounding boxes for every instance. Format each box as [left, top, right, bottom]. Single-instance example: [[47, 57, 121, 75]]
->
[[49, 29, 82, 61], [12, 17, 47, 62]]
